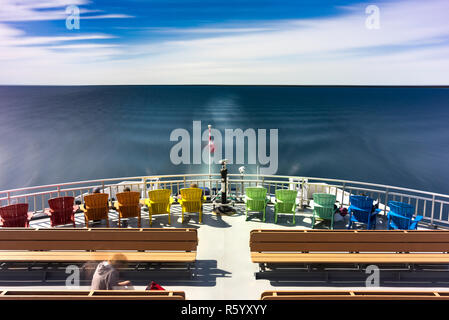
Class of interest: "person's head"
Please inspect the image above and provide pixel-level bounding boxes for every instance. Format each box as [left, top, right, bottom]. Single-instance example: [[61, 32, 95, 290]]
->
[[108, 253, 128, 269], [123, 187, 131, 192], [190, 183, 198, 188], [92, 187, 102, 194]]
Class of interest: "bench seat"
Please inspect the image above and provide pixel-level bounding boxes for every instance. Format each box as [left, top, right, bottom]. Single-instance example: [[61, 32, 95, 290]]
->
[[261, 290, 449, 300], [0, 290, 186, 300], [0, 251, 196, 263], [252, 252, 449, 264]]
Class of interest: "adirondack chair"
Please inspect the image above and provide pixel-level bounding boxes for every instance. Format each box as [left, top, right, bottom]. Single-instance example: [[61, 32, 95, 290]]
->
[[388, 201, 415, 218], [179, 188, 203, 223], [244, 187, 269, 222], [82, 193, 109, 227], [312, 193, 337, 229], [47, 196, 76, 227], [115, 191, 141, 227], [387, 201, 422, 230], [145, 189, 173, 226], [274, 189, 298, 224], [347, 195, 381, 230], [0, 203, 32, 227]]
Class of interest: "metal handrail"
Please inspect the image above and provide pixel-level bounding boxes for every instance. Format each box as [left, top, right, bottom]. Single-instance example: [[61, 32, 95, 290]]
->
[[1, 173, 448, 228]]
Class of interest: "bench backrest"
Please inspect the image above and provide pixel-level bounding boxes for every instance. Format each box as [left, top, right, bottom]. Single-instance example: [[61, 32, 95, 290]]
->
[[261, 291, 449, 300], [0, 290, 185, 300], [250, 230, 449, 252], [0, 228, 198, 251]]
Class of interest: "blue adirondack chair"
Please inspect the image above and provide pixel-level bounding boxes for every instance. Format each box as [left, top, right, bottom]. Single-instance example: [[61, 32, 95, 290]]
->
[[387, 201, 423, 230], [347, 195, 381, 230], [388, 201, 415, 218]]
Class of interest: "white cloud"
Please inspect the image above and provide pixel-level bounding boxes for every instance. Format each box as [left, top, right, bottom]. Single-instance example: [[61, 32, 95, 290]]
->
[[0, 0, 133, 21], [0, 0, 448, 84]]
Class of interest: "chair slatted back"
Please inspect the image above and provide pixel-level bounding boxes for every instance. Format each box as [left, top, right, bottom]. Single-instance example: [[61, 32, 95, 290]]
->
[[350, 195, 374, 211], [388, 201, 414, 218], [116, 192, 140, 218], [313, 193, 336, 219], [180, 188, 203, 212], [245, 187, 267, 211], [148, 189, 171, 214], [84, 193, 109, 220], [48, 197, 75, 226], [275, 189, 297, 213], [0, 204, 30, 227]]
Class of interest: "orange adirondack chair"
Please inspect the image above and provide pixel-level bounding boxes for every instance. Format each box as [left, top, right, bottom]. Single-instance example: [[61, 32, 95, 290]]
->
[[46, 196, 76, 227], [82, 193, 109, 227], [115, 191, 141, 227], [0, 203, 32, 227]]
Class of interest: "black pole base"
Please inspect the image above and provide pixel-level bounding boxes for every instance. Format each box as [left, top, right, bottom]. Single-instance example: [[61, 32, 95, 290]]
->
[[212, 205, 237, 216]]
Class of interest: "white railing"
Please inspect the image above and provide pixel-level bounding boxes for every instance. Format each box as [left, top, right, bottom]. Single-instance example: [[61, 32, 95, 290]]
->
[[1, 173, 448, 228]]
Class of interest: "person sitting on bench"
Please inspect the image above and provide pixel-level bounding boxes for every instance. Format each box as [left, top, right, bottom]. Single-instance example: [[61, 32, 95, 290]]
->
[[91, 254, 133, 290]]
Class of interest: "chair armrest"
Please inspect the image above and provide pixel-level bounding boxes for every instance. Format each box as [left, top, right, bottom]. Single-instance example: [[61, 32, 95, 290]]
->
[[413, 215, 423, 222], [388, 211, 408, 219], [388, 218, 399, 230], [371, 208, 382, 216]]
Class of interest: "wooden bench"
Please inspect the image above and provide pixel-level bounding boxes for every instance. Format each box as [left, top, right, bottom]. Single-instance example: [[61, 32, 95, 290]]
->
[[261, 290, 449, 300], [250, 229, 449, 280], [0, 290, 186, 300], [0, 228, 198, 282]]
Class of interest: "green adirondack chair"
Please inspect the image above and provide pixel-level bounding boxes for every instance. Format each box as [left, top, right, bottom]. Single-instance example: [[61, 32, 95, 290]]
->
[[274, 189, 298, 224], [312, 193, 337, 229], [244, 187, 269, 222]]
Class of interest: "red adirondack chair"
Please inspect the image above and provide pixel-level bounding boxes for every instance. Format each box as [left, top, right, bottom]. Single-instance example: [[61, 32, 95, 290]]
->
[[47, 196, 76, 227], [0, 203, 32, 227]]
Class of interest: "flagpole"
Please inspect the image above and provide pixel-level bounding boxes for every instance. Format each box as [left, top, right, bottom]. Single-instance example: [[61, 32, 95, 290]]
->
[[208, 124, 212, 196]]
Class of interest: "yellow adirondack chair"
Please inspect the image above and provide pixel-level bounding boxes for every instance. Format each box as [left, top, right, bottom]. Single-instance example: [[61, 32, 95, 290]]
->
[[115, 191, 141, 227], [179, 188, 203, 223], [145, 189, 173, 226], [83, 193, 109, 227]]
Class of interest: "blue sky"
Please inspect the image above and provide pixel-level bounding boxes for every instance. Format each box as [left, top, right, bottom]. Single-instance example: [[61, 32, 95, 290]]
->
[[0, 0, 448, 84]]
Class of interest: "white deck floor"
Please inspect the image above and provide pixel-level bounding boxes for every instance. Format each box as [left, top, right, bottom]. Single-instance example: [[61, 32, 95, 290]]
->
[[1, 203, 447, 300]]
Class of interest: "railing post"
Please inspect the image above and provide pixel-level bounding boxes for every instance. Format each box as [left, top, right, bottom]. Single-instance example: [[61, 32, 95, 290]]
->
[[384, 188, 389, 216], [431, 194, 435, 226], [341, 183, 346, 207], [57, 186, 61, 197], [7, 192, 10, 205], [143, 178, 147, 198]]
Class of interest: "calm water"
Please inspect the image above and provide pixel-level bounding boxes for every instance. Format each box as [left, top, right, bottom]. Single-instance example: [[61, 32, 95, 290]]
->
[[0, 85, 448, 194]]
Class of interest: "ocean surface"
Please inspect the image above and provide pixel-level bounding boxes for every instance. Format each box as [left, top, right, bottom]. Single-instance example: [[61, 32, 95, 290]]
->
[[0, 85, 448, 194]]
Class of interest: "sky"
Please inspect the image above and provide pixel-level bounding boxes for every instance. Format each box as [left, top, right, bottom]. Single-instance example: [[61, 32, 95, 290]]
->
[[0, 0, 448, 85]]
